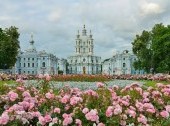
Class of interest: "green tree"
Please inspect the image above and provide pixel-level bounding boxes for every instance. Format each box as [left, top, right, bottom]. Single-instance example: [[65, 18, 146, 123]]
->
[[0, 26, 20, 69], [132, 23, 170, 73]]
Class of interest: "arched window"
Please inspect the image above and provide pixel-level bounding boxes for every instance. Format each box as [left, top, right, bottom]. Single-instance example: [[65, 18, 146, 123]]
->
[[123, 63, 126, 67], [42, 62, 45, 67]]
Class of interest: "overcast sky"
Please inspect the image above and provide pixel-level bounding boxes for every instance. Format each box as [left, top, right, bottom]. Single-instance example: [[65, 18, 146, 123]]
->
[[0, 0, 170, 60]]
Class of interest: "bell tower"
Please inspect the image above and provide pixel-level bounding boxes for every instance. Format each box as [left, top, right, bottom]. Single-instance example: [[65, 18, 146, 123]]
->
[[75, 25, 94, 55]]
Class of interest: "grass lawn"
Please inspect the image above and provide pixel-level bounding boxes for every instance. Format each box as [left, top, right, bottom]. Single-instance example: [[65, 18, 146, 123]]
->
[[0, 80, 17, 85], [141, 80, 170, 87]]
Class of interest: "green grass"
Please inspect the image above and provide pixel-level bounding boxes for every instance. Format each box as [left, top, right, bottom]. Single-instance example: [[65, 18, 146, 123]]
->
[[141, 80, 170, 87], [0, 80, 17, 85]]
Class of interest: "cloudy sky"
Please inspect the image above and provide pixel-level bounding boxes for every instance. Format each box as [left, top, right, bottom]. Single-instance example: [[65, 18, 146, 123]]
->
[[0, 0, 170, 60]]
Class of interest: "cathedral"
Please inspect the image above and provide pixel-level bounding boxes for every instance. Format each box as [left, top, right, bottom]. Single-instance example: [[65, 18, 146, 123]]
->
[[102, 50, 145, 75], [14, 34, 58, 75], [67, 25, 102, 74]]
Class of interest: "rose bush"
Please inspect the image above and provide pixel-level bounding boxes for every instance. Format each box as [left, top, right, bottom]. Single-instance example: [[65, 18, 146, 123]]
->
[[0, 75, 169, 125]]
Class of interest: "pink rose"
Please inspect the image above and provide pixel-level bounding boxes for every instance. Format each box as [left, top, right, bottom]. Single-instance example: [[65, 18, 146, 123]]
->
[[85, 109, 99, 122], [106, 106, 113, 117], [137, 114, 147, 124], [160, 110, 169, 118], [38, 116, 46, 125], [165, 105, 170, 112], [0, 112, 9, 125], [82, 108, 89, 114], [75, 119, 82, 126], [8, 91, 18, 101], [62, 113, 73, 126], [45, 92, 54, 99], [61, 95, 70, 104], [54, 108, 61, 114], [44, 115, 52, 123], [96, 82, 104, 88]]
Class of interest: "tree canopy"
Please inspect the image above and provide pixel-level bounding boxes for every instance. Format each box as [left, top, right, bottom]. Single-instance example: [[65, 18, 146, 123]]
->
[[0, 26, 20, 69], [132, 23, 170, 73]]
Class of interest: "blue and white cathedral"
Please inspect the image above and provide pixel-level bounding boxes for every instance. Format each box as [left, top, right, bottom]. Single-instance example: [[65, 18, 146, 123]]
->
[[14, 34, 58, 75], [67, 25, 102, 74]]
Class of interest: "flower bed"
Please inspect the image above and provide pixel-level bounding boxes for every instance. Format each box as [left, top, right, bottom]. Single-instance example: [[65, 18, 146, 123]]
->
[[0, 76, 170, 125]]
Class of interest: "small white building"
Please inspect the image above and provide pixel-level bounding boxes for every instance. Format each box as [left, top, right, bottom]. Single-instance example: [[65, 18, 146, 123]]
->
[[14, 34, 58, 75], [67, 25, 101, 74], [102, 50, 144, 75]]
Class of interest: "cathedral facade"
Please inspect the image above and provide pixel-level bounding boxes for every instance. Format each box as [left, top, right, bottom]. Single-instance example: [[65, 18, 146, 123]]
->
[[67, 25, 101, 74], [14, 35, 58, 75], [102, 50, 144, 75]]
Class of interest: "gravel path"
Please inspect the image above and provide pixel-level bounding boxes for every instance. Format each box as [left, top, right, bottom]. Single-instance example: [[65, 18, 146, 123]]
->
[[26, 80, 144, 90]]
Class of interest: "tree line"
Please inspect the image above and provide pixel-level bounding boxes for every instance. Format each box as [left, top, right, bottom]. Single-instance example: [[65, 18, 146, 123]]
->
[[0, 26, 20, 69], [132, 23, 170, 74]]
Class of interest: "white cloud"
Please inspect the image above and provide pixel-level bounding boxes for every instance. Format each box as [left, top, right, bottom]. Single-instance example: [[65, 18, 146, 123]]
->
[[141, 2, 164, 16]]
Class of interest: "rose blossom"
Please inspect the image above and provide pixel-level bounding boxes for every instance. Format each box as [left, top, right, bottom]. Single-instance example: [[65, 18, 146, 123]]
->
[[38, 116, 46, 125], [45, 92, 54, 99], [106, 106, 113, 117], [8, 91, 18, 101], [137, 114, 147, 124], [54, 108, 61, 114], [160, 110, 169, 118], [75, 119, 82, 126], [85, 109, 99, 122], [61, 95, 70, 104], [62, 113, 73, 126], [0, 112, 9, 125], [82, 108, 89, 114], [96, 82, 104, 88]]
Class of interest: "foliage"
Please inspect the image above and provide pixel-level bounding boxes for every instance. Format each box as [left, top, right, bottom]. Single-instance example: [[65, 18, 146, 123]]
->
[[0, 26, 20, 69], [0, 76, 170, 125], [132, 23, 170, 73]]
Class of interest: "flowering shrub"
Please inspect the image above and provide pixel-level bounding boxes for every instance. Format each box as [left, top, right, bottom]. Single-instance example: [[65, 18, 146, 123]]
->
[[0, 75, 170, 125]]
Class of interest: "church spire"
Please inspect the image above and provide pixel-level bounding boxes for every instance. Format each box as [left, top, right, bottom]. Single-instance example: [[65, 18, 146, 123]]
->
[[30, 32, 34, 45], [89, 30, 92, 38], [27, 32, 36, 52], [82, 24, 87, 36]]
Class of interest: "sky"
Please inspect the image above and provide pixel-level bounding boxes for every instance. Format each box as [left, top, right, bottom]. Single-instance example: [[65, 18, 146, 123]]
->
[[0, 0, 170, 60]]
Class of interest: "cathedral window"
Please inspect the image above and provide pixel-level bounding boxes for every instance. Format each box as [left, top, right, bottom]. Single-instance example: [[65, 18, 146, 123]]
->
[[28, 63, 30, 67], [83, 58, 86, 62], [32, 58, 34, 61], [43, 57, 45, 60], [79, 48, 80, 53], [123, 58, 125, 60], [28, 58, 30, 61], [123, 63, 126, 67], [24, 63, 25, 67], [28, 71, 30, 74], [24, 58, 25, 60], [42, 62, 45, 67], [32, 63, 34, 67]]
